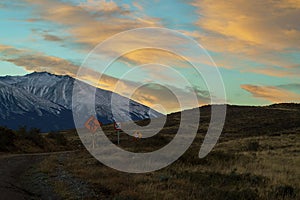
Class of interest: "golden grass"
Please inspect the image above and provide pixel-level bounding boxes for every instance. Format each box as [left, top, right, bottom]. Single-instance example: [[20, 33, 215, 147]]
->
[[53, 181, 74, 200], [39, 155, 58, 174], [52, 132, 298, 200], [36, 104, 300, 199]]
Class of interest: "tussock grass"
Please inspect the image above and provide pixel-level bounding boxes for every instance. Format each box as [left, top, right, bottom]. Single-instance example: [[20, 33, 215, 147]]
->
[[36, 104, 300, 199], [56, 132, 299, 200], [39, 155, 58, 174]]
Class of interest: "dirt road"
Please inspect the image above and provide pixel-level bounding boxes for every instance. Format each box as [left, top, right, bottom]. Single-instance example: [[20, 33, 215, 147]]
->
[[0, 151, 75, 200]]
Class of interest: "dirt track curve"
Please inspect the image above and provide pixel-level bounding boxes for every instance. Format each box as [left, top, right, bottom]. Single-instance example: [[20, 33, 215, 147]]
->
[[0, 151, 75, 200]]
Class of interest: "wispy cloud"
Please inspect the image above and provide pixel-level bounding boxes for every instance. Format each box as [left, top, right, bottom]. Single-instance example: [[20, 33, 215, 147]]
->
[[25, 0, 160, 46], [241, 84, 300, 103], [0, 45, 78, 75], [247, 67, 300, 78], [113, 48, 193, 69], [78, 0, 127, 14], [42, 34, 63, 42], [278, 83, 300, 92], [24, 0, 187, 67], [133, 2, 144, 11], [0, 44, 209, 113], [2, 0, 299, 108], [192, 0, 300, 51], [189, 0, 300, 73]]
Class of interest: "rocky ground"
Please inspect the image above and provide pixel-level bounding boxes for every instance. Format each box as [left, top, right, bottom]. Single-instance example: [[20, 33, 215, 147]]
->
[[0, 151, 96, 200]]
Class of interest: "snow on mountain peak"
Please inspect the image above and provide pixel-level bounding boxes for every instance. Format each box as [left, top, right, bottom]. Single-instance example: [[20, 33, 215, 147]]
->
[[0, 72, 163, 131]]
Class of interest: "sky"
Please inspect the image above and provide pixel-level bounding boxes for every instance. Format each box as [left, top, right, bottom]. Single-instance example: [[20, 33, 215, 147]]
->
[[0, 0, 299, 113]]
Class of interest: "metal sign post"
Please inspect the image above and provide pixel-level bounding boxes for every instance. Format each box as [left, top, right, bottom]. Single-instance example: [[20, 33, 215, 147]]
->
[[92, 134, 95, 149], [114, 122, 122, 145], [84, 116, 102, 149], [117, 130, 120, 145]]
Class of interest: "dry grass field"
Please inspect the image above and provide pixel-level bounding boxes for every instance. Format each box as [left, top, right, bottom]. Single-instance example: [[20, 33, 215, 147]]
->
[[33, 104, 300, 200]]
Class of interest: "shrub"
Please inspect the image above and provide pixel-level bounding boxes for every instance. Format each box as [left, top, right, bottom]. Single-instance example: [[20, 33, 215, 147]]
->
[[17, 127, 44, 147], [222, 189, 259, 200], [246, 141, 259, 151], [16, 126, 27, 136], [273, 185, 296, 199], [0, 126, 16, 151], [47, 131, 67, 146], [27, 128, 44, 147], [195, 187, 259, 200]]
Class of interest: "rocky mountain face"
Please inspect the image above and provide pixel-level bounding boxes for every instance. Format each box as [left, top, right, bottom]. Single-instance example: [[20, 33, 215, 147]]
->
[[0, 72, 163, 131]]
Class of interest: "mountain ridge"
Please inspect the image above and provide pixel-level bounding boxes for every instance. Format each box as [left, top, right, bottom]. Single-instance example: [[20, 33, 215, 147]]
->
[[0, 72, 163, 131]]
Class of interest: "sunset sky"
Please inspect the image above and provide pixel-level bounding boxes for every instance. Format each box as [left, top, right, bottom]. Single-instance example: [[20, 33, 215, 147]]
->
[[0, 0, 299, 113]]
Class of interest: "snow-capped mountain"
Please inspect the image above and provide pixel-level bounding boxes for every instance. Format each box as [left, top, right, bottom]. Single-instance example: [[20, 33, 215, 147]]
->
[[0, 80, 74, 131], [0, 72, 74, 108], [0, 72, 163, 131]]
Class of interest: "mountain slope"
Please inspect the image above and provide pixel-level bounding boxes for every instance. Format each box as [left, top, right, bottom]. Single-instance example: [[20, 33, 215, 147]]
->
[[0, 72, 163, 131], [0, 81, 74, 131], [0, 72, 74, 108]]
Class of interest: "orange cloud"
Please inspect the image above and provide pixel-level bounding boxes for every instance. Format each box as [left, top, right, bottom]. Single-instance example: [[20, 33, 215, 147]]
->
[[113, 48, 193, 68], [0, 44, 24, 55], [133, 2, 144, 11], [241, 84, 300, 103], [25, 0, 201, 68], [26, 0, 160, 46], [1, 45, 209, 113], [42, 34, 63, 42], [244, 64, 300, 77], [190, 0, 300, 72], [79, 0, 125, 13], [129, 83, 210, 113], [192, 0, 300, 50], [247, 68, 299, 78]]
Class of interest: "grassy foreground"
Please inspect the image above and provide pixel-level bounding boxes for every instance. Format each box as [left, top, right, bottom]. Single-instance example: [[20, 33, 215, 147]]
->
[[36, 104, 300, 200]]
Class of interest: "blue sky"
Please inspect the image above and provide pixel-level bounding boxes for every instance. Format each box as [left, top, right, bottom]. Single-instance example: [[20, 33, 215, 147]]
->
[[0, 0, 299, 113]]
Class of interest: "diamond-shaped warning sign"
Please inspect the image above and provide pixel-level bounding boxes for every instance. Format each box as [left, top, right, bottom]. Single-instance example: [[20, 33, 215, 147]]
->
[[84, 116, 102, 133]]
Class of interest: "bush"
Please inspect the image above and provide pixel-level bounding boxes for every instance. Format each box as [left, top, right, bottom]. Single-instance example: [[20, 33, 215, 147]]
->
[[28, 128, 44, 147], [16, 126, 27, 136], [47, 131, 67, 146], [195, 187, 259, 200], [0, 126, 69, 152], [273, 185, 296, 199], [17, 127, 44, 147], [222, 189, 259, 200], [246, 141, 259, 151], [0, 127, 16, 151]]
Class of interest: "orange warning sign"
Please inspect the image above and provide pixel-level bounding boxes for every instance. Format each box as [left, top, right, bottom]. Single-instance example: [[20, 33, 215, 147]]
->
[[133, 131, 142, 140], [84, 116, 102, 133]]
